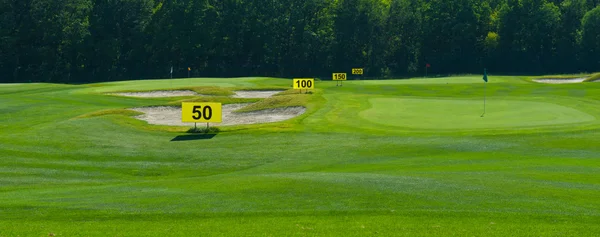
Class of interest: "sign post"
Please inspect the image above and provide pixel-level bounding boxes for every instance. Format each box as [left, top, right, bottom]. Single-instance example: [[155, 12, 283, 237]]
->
[[293, 78, 315, 94], [182, 102, 222, 131], [333, 73, 347, 86]]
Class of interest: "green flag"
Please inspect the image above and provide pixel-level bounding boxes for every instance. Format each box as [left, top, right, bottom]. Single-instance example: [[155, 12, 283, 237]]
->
[[483, 68, 488, 82]]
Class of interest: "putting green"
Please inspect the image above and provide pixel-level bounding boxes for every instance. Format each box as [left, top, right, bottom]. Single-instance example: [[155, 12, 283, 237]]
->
[[360, 98, 596, 130]]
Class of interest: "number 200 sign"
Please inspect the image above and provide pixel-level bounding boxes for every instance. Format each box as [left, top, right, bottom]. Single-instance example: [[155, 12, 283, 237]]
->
[[293, 78, 314, 89], [352, 68, 363, 75], [181, 102, 222, 123]]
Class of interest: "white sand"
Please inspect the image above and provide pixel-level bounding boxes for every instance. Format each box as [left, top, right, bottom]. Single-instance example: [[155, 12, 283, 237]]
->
[[130, 104, 306, 126], [533, 78, 587, 84]]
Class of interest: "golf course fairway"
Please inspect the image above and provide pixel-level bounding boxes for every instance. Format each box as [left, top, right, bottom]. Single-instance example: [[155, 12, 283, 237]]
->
[[1, 76, 600, 236]]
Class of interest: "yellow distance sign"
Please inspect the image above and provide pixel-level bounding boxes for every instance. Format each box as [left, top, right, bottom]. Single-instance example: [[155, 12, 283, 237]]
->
[[352, 68, 364, 75], [181, 102, 222, 123], [293, 78, 314, 89], [333, 73, 347, 81]]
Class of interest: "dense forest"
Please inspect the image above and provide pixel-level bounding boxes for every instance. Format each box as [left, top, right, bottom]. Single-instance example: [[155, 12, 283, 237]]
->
[[1, 0, 599, 83]]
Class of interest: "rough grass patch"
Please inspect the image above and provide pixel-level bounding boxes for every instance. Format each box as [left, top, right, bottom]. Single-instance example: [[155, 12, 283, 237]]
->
[[273, 89, 311, 96], [234, 94, 309, 112], [584, 73, 600, 82], [169, 97, 260, 105], [106, 86, 234, 96], [76, 109, 142, 119], [188, 86, 234, 96]]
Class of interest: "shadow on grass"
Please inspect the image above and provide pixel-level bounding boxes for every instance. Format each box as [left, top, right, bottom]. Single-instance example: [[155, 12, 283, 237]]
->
[[171, 134, 217, 141]]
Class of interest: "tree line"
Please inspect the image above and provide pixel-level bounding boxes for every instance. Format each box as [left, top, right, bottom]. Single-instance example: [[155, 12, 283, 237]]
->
[[1, 0, 599, 83]]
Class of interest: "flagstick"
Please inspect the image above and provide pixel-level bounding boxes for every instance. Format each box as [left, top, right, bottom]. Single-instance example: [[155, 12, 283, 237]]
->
[[481, 81, 487, 117]]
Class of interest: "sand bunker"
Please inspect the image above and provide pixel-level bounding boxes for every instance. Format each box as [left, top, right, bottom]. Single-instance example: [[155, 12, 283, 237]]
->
[[533, 78, 587, 84], [111, 90, 200, 97], [233, 90, 284, 98], [130, 104, 305, 126]]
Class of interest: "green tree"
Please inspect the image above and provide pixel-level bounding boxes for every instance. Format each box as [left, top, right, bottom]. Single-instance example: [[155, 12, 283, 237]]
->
[[3, 0, 600, 83], [1, 0, 91, 82], [0, 0, 19, 82], [247, 0, 336, 77], [497, 0, 561, 73], [581, 6, 600, 71], [483, 31, 500, 69], [332, 0, 389, 77], [557, 0, 588, 72], [86, 0, 154, 81], [385, 0, 423, 75], [144, 0, 220, 78], [421, 0, 491, 74]]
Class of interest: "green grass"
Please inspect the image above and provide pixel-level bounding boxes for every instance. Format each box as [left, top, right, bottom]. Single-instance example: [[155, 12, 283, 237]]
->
[[1, 76, 600, 236]]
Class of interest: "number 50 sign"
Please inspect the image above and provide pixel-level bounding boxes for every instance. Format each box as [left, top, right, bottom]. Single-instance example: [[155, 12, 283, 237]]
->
[[181, 102, 222, 123]]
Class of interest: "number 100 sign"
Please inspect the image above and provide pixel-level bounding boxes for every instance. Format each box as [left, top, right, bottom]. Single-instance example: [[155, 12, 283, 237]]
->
[[293, 78, 314, 89], [181, 102, 222, 123]]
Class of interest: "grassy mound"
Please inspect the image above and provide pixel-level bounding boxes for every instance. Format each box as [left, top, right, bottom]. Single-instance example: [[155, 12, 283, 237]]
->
[[234, 94, 309, 112], [107, 86, 234, 96], [584, 73, 600, 82], [76, 109, 142, 119], [188, 86, 234, 96], [168, 97, 259, 106]]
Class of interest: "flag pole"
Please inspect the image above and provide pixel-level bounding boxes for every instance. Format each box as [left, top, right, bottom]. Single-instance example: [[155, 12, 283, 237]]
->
[[481, 68, 487, 117], [482, 82, 486, 116]]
